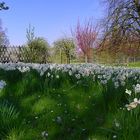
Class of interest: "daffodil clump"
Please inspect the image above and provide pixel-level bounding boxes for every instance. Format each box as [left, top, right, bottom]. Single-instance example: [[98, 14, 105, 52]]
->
[[125, 84, 140, 111], [0, 62, 139, 87]]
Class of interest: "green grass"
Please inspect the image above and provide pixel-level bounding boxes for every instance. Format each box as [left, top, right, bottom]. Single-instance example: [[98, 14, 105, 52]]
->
[[128, 61, 140, 67], [0, 69, 139, 140]]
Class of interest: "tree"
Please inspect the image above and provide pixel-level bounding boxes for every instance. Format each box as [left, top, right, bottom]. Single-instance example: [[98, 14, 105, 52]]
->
[[26, 24, 35, 44], [73, 19, 98, 63], [24, 25, 50, 63], [0, 2, 9, 10], [0, 20, 9, 46], [101, 0, 140, 60], [96, 1, 140, 64], [22, 37, 50, 63], [53, 38, 75, 64], [0, 20, 9, 63], [27, 37, 50, 63]]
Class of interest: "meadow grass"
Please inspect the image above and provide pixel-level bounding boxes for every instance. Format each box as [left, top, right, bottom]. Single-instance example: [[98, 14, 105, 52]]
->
[[0, 67, 139, 140]]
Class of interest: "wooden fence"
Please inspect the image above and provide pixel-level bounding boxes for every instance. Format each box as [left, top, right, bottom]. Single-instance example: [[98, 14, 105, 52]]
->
[[0, 46, 49, 63]]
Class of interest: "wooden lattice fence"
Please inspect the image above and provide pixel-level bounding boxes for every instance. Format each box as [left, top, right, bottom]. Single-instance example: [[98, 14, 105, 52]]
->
[[0, 46, 49, 63]]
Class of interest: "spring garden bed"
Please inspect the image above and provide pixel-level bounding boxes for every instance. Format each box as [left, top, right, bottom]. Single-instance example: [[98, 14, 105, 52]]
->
[[0, 63, 140, 140]]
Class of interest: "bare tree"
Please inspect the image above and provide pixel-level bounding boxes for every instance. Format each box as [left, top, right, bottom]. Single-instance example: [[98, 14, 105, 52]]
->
[[73, 19, 98, 63], [26, 24, 35, 44], [102, 0, 140, 51], [98, 0, 140, 64], [0, 20, 9, 46]]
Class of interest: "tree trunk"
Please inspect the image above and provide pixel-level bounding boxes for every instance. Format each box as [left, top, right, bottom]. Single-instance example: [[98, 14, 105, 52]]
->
[[85, 55, 88, 63], [133, 56, 136, 62], [66, 55, 70, 64], [60, 49, 62, 64], [126, 56, 130, 65]]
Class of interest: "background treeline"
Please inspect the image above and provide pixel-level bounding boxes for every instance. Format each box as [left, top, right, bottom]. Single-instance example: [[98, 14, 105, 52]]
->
[[0, 0, 140, 65]]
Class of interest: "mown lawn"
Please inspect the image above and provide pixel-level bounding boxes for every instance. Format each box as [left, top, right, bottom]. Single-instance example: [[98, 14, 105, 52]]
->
[[128, 62, 140, 67]]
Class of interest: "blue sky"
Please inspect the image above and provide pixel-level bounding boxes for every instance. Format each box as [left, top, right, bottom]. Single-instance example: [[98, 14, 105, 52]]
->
[[0, 0, 105, 45]]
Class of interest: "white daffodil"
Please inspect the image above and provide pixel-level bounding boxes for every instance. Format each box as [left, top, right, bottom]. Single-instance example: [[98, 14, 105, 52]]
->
[[125, 98, 140, 111], [135, 84, 140, 93], [134, 98, 140, 104], [0, 80, 6, 89], [47, 72, 51, 77], [75, 74, 81, 79], [125, 102, 137, 111], [56, 75, 59, 79], [68, 70, 72, 76], [125, 89, 132, 96]]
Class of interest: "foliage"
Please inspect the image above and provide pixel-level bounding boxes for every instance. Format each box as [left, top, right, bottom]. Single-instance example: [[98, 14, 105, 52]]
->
[[24, 37, 50, 63], [0, 2, 9, 10], [0, 63, 139, 139], [0, 100, 20, 138], [53, 38, 76, 64]]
